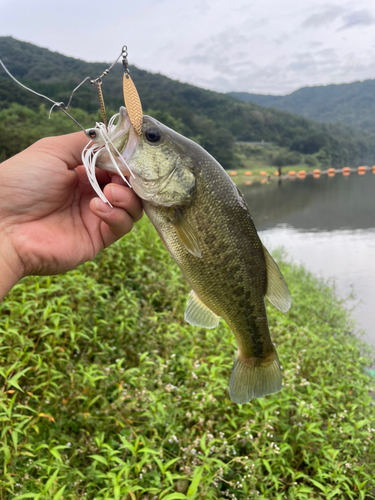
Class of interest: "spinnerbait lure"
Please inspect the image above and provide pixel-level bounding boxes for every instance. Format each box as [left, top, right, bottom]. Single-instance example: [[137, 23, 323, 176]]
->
[[0, 46, 145, 207]]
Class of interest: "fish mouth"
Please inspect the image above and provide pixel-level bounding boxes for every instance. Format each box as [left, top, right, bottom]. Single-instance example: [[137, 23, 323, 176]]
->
[[82, 108, 185, 207], [82, 107, 141, 206], [95, 107, 136, 175]]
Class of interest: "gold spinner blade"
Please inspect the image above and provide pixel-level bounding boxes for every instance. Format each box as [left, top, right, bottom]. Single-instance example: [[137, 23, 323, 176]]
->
[[123, 72, 143, 136]]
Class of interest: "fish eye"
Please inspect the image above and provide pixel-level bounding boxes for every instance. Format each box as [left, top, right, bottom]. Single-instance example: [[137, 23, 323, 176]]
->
[[145, 127, 161, 143], [89, 129, 97, 139]]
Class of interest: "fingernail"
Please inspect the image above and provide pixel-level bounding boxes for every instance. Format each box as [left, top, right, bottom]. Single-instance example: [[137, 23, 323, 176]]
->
[[95, 199, 112, 213]]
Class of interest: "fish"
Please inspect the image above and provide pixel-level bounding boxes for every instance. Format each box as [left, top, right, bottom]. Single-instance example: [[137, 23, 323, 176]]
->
[[85, 107, 292, 404]]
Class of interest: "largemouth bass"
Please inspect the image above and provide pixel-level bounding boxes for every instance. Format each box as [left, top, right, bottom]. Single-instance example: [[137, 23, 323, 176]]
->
[[89, 107, 292, 404]]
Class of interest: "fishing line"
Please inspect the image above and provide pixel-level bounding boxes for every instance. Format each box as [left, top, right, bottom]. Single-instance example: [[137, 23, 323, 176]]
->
[[1, 46, 143, 207], [0, 58, 86, 131], [0, 48, 124, 131]]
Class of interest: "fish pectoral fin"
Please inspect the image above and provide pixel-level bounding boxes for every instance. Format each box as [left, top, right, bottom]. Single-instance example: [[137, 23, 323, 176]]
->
[[263, 244, 292, 313], [172, 210, 202, 258], [184, 290, 220, 329]]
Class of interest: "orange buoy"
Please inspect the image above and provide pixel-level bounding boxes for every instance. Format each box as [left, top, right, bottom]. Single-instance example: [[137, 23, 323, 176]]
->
[[229, 171, 237, 176], [328, 172, 335, 177], [343, 171, 350, 176], [358, 166, 366, 173], [372, 165, 375, 173], [245, 180, 252, 185], [298, 170, 306, 177], [274, 171, 279, 176], [328, 168, 335, 175], [313, 171, 321, 178], [259, 171, 267, 176], [288, 171, 296, 176], [245, 171, 252, 176], [343, 167, 350, 173], [358, 170, 366, 175]]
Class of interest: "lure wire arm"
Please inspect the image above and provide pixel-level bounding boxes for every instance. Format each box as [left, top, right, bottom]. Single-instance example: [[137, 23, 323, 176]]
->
[[64, 48, 123, 112], [0, 58, 87, 131], [64, 76, 92, 110], [0, 47, 124, 132]]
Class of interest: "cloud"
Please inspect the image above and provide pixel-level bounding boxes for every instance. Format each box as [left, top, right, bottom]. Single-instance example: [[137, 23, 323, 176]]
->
[[302, 5, 345, 28], [338, 9, 375, 30], [302, 5, 375, 32], [188, 43, 375, 95], [308, 41, 324, 48], [180, 54, 212, 65], [178, 28, 252, 72], [287, 48, 338, 73]]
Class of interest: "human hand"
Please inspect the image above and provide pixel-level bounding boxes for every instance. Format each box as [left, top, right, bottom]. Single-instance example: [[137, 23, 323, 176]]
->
[[0, 132, 143, 299]]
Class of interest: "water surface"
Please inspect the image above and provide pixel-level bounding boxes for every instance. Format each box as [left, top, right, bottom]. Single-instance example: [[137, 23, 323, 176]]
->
[[241, 172, 375, 347]]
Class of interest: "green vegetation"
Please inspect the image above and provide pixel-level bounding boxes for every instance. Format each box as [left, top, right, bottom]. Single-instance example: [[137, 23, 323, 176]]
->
[[0, 104, 102, 163], [1, 37, 375, 169], [235, 143, 320, 171], [229, 81, 375, 136], [227, 143, 322, 184], [1, 36, 375, 499], [1, 218, 374, 499]]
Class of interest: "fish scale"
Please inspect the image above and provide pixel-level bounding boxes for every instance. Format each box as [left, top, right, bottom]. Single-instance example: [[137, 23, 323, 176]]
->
[[143, 143, 277, 383], [95, 109, 292, 404]]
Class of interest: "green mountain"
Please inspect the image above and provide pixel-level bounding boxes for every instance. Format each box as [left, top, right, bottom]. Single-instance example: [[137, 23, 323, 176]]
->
[[1, 36, 375, 168], [229, 81, 375, 135]]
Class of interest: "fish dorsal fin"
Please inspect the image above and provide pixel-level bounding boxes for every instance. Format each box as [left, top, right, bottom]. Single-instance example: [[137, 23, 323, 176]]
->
[[185, 290, 220, 329], [263, 245, 292, 313], [172, 209, 202, 258]]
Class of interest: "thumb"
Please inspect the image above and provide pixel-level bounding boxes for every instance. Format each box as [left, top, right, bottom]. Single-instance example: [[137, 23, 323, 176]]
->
[[32, 132, 89, 170]]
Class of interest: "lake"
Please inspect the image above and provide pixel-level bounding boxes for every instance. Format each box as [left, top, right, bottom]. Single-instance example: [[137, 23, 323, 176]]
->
[[241, 170, 375, 348]]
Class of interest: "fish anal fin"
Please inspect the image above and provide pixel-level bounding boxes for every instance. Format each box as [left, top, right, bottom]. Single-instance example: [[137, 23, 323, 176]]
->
[[172, 209, 202, 258], [263, 244, 292, 313], [184, 290, 219, 329], [229, 349, 282, 404]]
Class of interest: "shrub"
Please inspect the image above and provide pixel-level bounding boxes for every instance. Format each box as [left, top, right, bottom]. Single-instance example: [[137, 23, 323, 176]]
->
[[0, 219, 374, 499]]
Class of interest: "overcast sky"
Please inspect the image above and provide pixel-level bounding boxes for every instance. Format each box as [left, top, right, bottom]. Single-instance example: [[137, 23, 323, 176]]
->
[[1, 0, 375, 95]]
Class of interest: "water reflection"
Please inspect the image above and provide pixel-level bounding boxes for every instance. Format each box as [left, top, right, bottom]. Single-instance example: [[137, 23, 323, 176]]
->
[[241, 172, 375, 347], [242, 172, 375, 232]]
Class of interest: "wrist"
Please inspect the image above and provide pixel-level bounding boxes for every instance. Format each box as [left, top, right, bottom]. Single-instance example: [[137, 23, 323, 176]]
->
[[0, 235, 24, 302]]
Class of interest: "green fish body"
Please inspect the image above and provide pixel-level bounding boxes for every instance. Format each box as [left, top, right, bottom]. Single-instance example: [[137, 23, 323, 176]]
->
[[96, 109, 292, 404]]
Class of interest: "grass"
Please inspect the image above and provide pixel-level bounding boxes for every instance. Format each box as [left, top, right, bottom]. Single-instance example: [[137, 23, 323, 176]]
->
[[0, 218, 374, 499]]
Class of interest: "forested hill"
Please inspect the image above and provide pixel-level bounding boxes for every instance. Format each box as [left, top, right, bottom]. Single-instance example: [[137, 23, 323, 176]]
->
[[1, 36, 375, 168], [229, 80, 375, 136]]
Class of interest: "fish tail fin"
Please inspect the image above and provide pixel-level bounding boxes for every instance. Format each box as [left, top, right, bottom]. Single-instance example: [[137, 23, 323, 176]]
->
[[229, 348, 282, 404]]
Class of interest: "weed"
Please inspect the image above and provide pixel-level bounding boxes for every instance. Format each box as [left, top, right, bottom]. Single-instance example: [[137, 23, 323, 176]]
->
[[0, 219, 374, 499]]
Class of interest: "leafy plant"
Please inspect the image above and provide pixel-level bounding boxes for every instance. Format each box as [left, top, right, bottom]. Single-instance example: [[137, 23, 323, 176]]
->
[[0, 218, 374, 499]]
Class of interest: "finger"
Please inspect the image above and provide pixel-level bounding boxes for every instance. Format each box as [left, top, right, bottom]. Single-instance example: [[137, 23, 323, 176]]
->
[[111, 174, 129, 187], [75, 165, 112, 190], [102, 184, 143, 222], [95, 168, 113, 185], [89, 198, 135, 247], [34, 132, 89, 170]]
